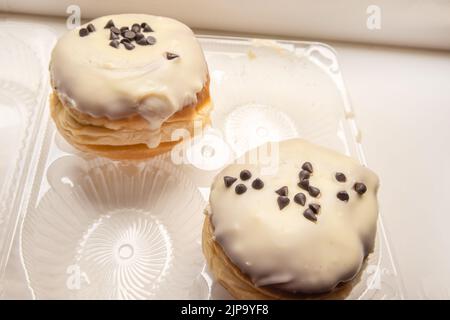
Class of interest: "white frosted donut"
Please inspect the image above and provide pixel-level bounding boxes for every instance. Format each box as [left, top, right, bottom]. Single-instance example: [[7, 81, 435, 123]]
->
[[50, 14, 208, 131], [207, 139, 379, 295]]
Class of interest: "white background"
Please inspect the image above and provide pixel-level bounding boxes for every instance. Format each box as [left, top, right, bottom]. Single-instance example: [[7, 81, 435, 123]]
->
[[332, 42, 450, 298], [1, 0, 450, 50]]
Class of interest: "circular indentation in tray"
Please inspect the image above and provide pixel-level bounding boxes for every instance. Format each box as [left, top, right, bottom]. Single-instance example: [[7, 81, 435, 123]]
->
[[76, 211, 171, 297], [21, 158, 206, 299], [224, 104, 298, 154]]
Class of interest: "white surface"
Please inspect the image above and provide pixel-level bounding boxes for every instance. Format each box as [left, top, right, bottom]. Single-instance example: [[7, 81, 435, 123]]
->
[[330, 42, 450, 299], [0, 13, 450, 299], [1, 0, 450, 50]]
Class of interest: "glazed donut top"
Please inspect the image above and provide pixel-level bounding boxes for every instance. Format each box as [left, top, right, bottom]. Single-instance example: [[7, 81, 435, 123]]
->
[[50, 14, 208, 128], [209, 139, 379, 294]]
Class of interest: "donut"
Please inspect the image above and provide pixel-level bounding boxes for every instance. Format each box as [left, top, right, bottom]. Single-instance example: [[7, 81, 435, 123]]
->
[[203, 139, 379, 299], [49, 14, 211, 160]]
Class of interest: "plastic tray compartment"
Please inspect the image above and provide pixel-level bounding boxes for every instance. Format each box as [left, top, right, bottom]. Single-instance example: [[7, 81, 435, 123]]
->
[[0, 19, 404, 299], [0, 20, 56, 296]]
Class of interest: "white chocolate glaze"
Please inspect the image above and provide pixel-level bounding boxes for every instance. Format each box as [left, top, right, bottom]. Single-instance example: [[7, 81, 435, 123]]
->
[[209, 139, 379, 294], [50, 14, 208, 146]]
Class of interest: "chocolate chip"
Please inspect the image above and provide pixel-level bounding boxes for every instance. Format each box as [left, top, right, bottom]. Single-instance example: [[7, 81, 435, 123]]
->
[[277, 196, 290, 210], [110, 31, 119, 40], [104, 19, 115, 29], [136, 37, 149, 46], [251, 178, 264, 190], [335, 172, 346, 182], [123, 41, 135, 50], [299, 170, 310, 181], [309, 203, 321, 214], [337, 191, 350, 202], [235, 184, 247, 195], [303, 208, 317, 222], [110, 26, 120, 34], [294, 193, 306, 206], [224, 176, 237, 188], [131, 23, 141, 33], [146, 36, 156, 45], [240, 170, 252, 181], [275, 186, 288, 197], [308, 186, 321, 198], [354, 182, 367, 195], [135, 32, 145, 41], [124, 30, 136, 40], [87, 23, 96, 33], [141, 23, 153, 32], [298, 179, 310, 191], [166, 52, 179, 60], [120, 26, 129, 33], [79, 28, 89, 37], [109, 40, 120, 48], [120, 38, 131, 44], [302, 162, 313, 173]]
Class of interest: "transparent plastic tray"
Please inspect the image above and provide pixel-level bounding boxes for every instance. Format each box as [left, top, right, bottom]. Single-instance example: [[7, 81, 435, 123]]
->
[[0, 18, 404, 299]]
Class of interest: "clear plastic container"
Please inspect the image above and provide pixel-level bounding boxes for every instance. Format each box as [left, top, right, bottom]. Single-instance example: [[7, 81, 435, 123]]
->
[[0, 18, 404, 299]]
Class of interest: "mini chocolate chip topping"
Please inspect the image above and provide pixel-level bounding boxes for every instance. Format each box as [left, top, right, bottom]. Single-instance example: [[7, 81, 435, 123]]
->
[[277, 196, 290, 210], [275, 186, 288, 197], [308, 186, 321, 198], [235, 184, 247, 195], [309, 203, 321, 214], [87, 23, 96, 33], [109, 40, 120, 48], [99, 21, 158, 50], [110, 26, 120, 34], [240, 170, 252, 181], [104, 19, 115, 29], [303, 208, 317, 222], [299, 170, 311, 181], [123, 41, 135, 50], [294, 193, 306, 206], [141, 23, 153, 32], [135, 33, 145, 41], [146, 36, 157, 45], [79, 28, 89, 37], [224, 176, 237, 188], [302, 162, 313, 173], [110, 31, 119, 40], [298, 179, 310, 191], [131, 23, 141, 33], [252, 178, 264, 190], [166, 52, 179, 60], [124, 30, 136, 40], [337, 191, 350, 202], [136, 37, 149, 46], [335, 172, 346, 182], [354, 182, 367, 195]]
